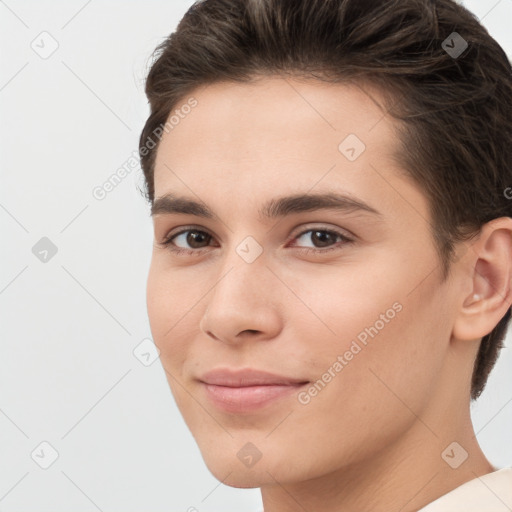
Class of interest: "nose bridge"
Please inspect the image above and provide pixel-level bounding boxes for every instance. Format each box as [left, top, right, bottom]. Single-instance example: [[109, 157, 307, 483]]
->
[[210, 238, 267, 308], [199, 236, 280, 341]]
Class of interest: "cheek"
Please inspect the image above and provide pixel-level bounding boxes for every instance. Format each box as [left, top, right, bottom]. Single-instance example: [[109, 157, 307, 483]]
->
[[146, 268, 194, 415], [146, 262, 192, 370], [292, 262, 447, 414], [286, 262, 403, 355], [146, 263, 170, 339], [281, 296, 443, 473], [146, 257, 196, 332]]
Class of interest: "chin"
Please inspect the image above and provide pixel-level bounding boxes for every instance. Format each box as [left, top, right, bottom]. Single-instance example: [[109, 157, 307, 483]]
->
[[203, 458, 271, 488], [198, 442, 294, 488]]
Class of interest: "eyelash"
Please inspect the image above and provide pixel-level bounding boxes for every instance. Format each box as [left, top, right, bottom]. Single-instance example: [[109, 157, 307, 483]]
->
[[159, 225, 353, 256]]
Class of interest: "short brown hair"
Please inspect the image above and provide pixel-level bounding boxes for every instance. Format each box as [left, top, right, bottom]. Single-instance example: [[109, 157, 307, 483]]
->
[[139, 0, 512, 401]]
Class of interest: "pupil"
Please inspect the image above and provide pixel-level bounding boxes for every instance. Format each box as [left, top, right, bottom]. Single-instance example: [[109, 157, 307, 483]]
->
[[188, 231, 208, 248], [313, 231, 332, 247]]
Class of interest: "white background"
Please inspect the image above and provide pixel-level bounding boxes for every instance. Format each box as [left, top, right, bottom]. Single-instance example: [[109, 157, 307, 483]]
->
[[1, 1, 511, 511]]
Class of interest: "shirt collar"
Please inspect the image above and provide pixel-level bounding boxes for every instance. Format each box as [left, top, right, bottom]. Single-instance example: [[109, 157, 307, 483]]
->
[[418, 467, 512, 511]]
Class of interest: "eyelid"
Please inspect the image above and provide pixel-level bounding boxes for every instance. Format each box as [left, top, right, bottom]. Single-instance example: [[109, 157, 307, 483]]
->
[[288, 222, 355, 242], [161, 224, 216, 244]]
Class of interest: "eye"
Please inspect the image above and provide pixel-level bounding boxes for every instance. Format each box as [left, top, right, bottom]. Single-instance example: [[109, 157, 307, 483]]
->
[[158, 225, 353, 256], [289, 227, 353, 254], [160, 227, 216, 255]]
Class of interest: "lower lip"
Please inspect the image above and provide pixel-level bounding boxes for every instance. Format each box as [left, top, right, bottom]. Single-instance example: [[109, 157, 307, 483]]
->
[[201, 382, 308, 413]]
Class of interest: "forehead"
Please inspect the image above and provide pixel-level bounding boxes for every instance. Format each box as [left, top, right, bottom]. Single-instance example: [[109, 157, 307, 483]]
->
[[152, 77, 426, 225], [155, 77, 395, 168]]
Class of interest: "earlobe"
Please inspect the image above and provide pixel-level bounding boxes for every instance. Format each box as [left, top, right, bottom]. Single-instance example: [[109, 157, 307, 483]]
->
[[452, 219, 512, 341]]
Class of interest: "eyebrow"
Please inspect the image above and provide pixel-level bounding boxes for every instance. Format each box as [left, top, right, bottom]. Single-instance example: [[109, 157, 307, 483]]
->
[[150, 191, 382, 221]]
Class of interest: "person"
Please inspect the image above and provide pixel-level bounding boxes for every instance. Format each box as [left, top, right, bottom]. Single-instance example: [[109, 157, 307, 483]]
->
[[139, 0, 512, 510]]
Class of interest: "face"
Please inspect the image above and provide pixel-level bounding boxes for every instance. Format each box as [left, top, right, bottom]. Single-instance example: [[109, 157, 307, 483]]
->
[[146, 77, 460, 487]]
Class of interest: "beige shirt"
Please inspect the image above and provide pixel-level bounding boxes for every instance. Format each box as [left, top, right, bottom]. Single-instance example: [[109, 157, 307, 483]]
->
[[418, 467, 512, 511], [257, 467, 512, 511]]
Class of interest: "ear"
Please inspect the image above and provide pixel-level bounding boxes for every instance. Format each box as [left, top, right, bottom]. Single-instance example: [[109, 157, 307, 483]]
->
[[453, 217, 512, 341]]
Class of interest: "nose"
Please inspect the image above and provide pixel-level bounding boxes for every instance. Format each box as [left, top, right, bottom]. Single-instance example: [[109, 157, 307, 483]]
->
[[199, 252, 282, 345]]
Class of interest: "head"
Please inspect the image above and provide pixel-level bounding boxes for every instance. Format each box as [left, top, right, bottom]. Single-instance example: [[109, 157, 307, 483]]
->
[[141, 0, 512, 489]]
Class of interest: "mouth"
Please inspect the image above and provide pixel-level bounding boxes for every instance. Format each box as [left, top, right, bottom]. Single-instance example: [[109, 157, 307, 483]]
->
[[198, 367, 310, 413]]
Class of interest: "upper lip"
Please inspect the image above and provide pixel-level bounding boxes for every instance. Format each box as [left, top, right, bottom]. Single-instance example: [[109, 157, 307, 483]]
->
[[198, 368, 309, 387]]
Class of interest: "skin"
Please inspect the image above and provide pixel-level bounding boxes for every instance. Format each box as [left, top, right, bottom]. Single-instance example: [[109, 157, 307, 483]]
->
[[146, 76, 512, 512]]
